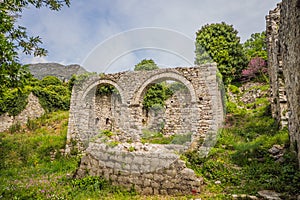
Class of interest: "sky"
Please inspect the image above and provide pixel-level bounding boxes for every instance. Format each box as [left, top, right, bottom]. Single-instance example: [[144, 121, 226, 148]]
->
[[18, 0, 280, 73]]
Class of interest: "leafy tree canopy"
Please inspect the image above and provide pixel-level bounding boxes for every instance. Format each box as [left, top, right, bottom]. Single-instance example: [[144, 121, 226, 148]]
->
[[243, 31, 267, 61], [0, 0, 70, 95], [134, 59, 159, 71], [134, 59, 173, 110], [195, 22, 247, 84]]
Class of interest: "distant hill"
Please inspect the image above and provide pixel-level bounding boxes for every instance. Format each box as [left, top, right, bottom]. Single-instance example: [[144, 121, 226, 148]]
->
[[28, 63, 87, 81]]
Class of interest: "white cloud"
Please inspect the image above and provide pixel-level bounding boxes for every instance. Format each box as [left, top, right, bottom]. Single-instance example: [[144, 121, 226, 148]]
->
[[22, 55, 49, 64], [18, 0, 280, 71], [82, 28, 196, 73]]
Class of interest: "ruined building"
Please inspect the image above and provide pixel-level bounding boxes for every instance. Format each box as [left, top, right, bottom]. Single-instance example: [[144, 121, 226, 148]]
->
[[266, 0, 300, 165], [66, 64, 224, 194]]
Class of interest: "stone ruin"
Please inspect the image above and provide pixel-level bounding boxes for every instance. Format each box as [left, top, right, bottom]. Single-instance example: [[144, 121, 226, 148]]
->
[[266, 0, 300, 166], [65, 64, 224, 194]]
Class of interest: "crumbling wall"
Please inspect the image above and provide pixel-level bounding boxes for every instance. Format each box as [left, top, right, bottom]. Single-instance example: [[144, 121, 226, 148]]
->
[[267, 0, 300, 165], [142, 89, 192, 136], [0, 93, 45, 132], [76, 143, 202, 195], [94, 93, 122, 132], [266, 3, 289, 128], [67, 64, 224, 194]]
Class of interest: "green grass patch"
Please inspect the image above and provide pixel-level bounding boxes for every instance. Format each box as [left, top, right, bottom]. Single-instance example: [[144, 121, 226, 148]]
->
[[141, 130, 191, 145], [0, 111, 140, 200]]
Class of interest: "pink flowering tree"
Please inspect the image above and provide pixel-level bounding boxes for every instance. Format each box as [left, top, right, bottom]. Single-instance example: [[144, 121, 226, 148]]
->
[[241, 57, 268, 82]]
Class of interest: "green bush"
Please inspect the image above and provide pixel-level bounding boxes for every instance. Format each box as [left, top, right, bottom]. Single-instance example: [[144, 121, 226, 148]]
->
[[143, 83, 173, 110], [101, 130, 113, 137], [141, 130, 174, 144], [171, 133, 192, 145], [0, 76, 71, 116], [228, 84, 240, 94], [33, 85, 70, 112], [40, 76, 62, 87], [0, 87, 31, 116]]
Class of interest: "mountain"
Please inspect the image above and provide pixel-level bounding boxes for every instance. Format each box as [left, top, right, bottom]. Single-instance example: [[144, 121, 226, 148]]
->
[[28, 63, 87, 81]]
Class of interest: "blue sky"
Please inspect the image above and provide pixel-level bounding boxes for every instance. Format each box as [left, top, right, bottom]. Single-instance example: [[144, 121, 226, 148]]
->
[[19, 0, 280, 73]]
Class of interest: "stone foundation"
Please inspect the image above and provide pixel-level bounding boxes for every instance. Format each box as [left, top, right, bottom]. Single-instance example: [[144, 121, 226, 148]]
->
[[75, 142, 203, 195]]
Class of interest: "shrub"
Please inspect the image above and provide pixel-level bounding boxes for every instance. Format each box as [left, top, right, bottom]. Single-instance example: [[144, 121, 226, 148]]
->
[[33, 86, 70, 112], [101, 130, 113, 137], [143, 83, 173, 110], [171, 133, 192, 145], [0, 87, 30, 116], [40, 76, 62, 87], [242, 57, 268, 82]]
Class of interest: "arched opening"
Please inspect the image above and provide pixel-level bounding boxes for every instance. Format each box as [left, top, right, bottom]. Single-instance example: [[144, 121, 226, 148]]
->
[[134, 73, 199, 146]]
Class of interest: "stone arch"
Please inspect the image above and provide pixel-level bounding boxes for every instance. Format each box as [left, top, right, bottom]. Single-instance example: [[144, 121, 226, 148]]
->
[[81, 79, 124, 104], [133, 71, 197, 105]]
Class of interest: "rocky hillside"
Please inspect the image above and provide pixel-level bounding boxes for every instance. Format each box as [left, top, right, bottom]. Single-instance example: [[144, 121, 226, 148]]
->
[[28, 63, 87, 81]]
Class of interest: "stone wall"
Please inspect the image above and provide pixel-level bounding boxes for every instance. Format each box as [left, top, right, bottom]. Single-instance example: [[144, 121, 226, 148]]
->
[[142, 88, 193, 136], [0, 93, 45, 132], [76, 143, 203, 195], [67, 64, 224, 194], [266, 0, 300, 165], [266, 3, 289, 128], [66, 64, 224, 154], [94, 92, 122, 132]]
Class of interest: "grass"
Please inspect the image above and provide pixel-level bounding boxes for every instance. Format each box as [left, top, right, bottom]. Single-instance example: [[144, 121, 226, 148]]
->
[[1, 82, 299, 199], [141, 129, 191, 145], [185, 83, 300, 199]]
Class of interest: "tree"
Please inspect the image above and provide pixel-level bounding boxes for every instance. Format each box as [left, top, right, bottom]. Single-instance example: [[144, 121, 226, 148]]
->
[[134, 59, 159, 71], [134, 59, 173, 110], [0, 0, 70, 95], [195, 22, 247, 84], [243, 32, 267, 61], [241, 57, 268, 82]]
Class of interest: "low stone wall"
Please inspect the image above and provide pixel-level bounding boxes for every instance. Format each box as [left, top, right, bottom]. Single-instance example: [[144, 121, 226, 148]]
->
[[0, 93, 45, 132], [76, 142, 203, 195]]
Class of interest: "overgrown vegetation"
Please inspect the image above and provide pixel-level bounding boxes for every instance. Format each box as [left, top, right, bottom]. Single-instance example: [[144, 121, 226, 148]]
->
[[183, 83, 300, 199], [1, 11, 299, 198], [0, 0, 70, 98], [141, 130, 192, 145], [0, 76, 71, 116], [1, 79, 299, 199], [0, 111, 138, 200]]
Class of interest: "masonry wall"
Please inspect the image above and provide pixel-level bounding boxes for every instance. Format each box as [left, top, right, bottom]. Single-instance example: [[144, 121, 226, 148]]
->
[[266, 3, 289, 128], [266, 0, 300, 165], [0, 93, 45, 132], [66, 64, 224, 194], [94, 93, 122, 132], [76, 143, 203, 195], [142, 89, 193, 136], [66, 64, 224, 154]]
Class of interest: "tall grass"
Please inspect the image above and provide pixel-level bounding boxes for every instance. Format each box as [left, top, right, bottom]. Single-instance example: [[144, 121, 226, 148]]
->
[[185, 84, 300, 199]]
